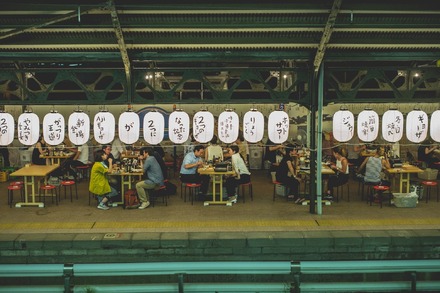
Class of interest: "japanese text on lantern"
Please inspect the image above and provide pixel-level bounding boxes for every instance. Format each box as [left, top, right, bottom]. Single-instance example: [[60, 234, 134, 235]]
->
[[71, 117, 85, 139], [244, 116, 256, 137], [46, 117, 63, 142], [219, 115, 233, 139], [18, 117, 32, 142], [360, 114, 376, 137], [124, 121, 135, 132], [386, 115, 402, 137], [147, 120, 156, 137], [0, 118, 8, 136], [415, 114, 427, 139], [172, 117, 186, 141], [193, 114, 206, 140], [275, 116, 288, 140], [95, 115, 106, 140], [342, 115, 354, 136]]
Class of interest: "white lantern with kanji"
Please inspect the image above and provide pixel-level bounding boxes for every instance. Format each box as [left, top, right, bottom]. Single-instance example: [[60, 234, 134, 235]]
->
[[18, 112, 40, 146], [168, 111, 190, 144], [243, 110, 264, 143], [268, 110, 290, 144], [68, 111, 90, 146], [143, 111, 165, 145], [118, 111, 140, 144], [43, 112, 65, 146], [382, 109, 404, 143], [430, 110, 440, 143], [406, 109, 428, 143], [332, 109, 354, 142], [0, 112, 15, 146], [93, 111, 115, 144], [218, 110, 239, 144], [193, 111, 214, 143], [357, 109, 379, 142]]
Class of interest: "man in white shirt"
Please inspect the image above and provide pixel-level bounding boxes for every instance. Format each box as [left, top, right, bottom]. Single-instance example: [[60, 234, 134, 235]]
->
[[67, 143, 89, 180], [111, 137, 126, 161]]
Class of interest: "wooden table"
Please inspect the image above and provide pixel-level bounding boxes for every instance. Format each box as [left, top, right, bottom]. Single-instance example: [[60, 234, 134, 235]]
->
[[121, 151, 140, 159], [40, 152, 75, 165], [299, 165, 335, 205], [108, 170, 143, 206], [198, 167, 236, 206], [385, 164, 423, 193], [10, 164, 60, 207], [360, 150, 377, 157]]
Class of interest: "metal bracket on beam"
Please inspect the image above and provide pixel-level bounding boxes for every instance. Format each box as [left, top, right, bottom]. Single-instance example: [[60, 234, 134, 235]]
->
[[63, 263, 74, 293]]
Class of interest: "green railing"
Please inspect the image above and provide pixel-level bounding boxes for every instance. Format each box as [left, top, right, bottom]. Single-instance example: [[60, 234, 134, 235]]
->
[[0, 260, 439, 292]]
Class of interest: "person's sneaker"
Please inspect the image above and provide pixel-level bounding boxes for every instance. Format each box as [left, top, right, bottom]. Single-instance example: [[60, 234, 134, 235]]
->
[[138, 201, 150, 209], [97, 203, 109, 210], [228, 195, 237, 203]]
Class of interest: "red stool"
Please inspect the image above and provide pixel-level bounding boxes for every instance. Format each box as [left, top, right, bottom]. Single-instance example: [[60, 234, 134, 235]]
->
[[75, 164, 91, 181], [272, 181, 288, 201], [421, 181, 438, 203], [7, 184, 23, 208], [60, 180, 78, 202], [39, 184, 58, 205], [372, 185, 390, 208], [152, 185, 168, 207], [238, 181, 253, 203], [184, 183, 201, 205]]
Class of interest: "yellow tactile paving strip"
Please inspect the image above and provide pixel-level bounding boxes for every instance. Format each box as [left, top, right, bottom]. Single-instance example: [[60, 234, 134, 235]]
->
[[1, 218, 439, 231]]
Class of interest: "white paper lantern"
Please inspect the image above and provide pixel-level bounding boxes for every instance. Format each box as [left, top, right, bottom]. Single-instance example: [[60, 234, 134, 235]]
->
[[93, 111, 115, 144], [218, 110, 239, 144], [430, 110, 440, 143], [243, 110, 264, 143], [193, 111, 214, 143], [0, 112, 15, 146], [357, 109, 379, 142], [18, 112, 40, 146], [68, 111, 90, 146], [43, 112, 65, 146], [268, 110, 290, 144], [406, 109, 428, 143], [143, 111, 165, 145], [332, 109, 354, 142], [168, 111, 190, 144], [118, 111, 140, 144], [382, 109, 404, 143]]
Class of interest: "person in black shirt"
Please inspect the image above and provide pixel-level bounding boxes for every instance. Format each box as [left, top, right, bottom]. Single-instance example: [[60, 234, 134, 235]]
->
[[276, 144, 302, 203], [418, 139, 440, 168]]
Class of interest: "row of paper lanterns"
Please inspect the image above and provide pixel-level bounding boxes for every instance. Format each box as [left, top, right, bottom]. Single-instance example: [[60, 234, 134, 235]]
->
[[333, 108, 440, 143], [0, 109, 290, 146]]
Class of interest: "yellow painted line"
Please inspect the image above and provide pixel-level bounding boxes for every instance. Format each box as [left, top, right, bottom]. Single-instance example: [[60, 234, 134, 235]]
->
[[0, 222, 94, 230], [318, 218, 440, 226], [94, 220, 317, 229]]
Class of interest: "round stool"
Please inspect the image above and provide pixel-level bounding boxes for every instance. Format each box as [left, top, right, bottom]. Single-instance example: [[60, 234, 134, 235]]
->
[[7, 184, 23, 208], [152, 185, 168, 207], [40, 184, 58, 205], [238, 181, 253, 203], [184, 183, 201, 205], [272, 181, 288, 201], [60, 180, 78, 202], [421, 181, 438, 203], [372, 185, 390, 208], [75, 164, 91, 181]]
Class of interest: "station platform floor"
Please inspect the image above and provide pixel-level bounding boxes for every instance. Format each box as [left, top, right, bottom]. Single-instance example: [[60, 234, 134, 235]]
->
[[1, 169, 439, 236]]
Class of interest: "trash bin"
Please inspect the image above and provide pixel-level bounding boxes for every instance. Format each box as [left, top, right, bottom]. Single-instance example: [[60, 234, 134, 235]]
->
[[249, 145, 263, 170], [393, 193, 418, 208]]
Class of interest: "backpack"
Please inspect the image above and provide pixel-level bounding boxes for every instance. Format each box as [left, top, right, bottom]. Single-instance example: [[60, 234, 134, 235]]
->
[[124, 189, 140, 209]]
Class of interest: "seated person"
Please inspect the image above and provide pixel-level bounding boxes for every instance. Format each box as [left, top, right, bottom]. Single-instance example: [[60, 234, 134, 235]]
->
[[357, 145, 391, 186], [179, 145, 210, 200], [136, 147, 164, 210], [324, 146, 349, 200], [89, 150, 118, 210], [140, 146, 168, 180], [66, 143, 89, 180], [205, 135, 223, 163], [111, 137, 126, 163], [225, 145, 251, 202], [276, 144, 303, 203], [418, 139, 440, 168], [264, 138, 285, 173], [31, 135, 48, 165]]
